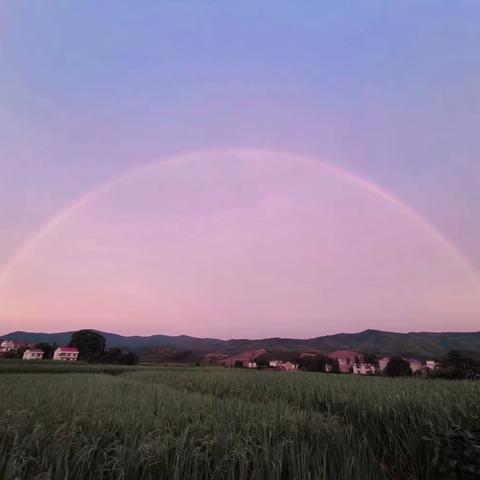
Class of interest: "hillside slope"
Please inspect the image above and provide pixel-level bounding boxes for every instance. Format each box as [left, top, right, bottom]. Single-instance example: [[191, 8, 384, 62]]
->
[[3, 328, 480, 360]]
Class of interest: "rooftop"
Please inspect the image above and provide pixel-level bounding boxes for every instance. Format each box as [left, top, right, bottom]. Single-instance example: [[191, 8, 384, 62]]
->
[[56, 347, 79, 353]]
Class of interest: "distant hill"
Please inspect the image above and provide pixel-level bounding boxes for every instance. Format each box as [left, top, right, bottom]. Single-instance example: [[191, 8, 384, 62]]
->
[[2, 328, 480, 361], [2, 330, 223, 351]]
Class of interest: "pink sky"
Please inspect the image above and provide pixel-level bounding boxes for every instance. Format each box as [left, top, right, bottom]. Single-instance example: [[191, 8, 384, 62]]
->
[[1, 150, 479, 338]]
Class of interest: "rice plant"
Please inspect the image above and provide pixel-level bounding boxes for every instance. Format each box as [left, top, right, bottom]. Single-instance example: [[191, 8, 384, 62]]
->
[[0, 364, 478, 479]]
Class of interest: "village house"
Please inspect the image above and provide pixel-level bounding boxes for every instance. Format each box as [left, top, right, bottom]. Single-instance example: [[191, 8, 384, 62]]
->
[[223, 349, 266, 368], [378, 356, 437, 374], [246, 361, 257, 369], [352, 363, 376, 375], [23, 349, 44, 360], [425, 360, 437, 370], [328, 351, 363, 373], [378, 357, 390, 371], [53, 347, 79, 361], [280, 361, 298, 371], [269, 360, 298, 371], [0, 340, 18, 354], [407, 358, 422, 373]]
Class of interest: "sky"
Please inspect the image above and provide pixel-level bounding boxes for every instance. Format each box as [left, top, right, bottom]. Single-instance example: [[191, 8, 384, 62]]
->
[[0, 1, 479, 338]]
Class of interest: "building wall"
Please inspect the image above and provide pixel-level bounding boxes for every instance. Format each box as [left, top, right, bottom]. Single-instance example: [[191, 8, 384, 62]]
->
[[53, 350, 78, 361], [23, 350, 43, 360]]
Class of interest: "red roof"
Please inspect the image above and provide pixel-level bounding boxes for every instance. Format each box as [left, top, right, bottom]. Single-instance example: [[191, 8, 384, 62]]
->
[[407, 358, 422, 364], [57, 347, 79, 353], [328, 350, 364, 362]]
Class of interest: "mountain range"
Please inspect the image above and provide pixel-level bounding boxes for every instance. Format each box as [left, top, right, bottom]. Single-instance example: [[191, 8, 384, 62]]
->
[[2, 329, 480, 361]]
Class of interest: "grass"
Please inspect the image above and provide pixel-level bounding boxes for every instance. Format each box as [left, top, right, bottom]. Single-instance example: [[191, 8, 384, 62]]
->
[[0, 359, 142, 375], [1, 362, 479, 479]]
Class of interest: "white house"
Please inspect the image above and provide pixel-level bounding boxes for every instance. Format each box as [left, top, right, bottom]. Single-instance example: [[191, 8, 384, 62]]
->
[[23, 349, 44, 360], [281, 361, 298, 372], [378, 357, 390, 371], [0, 340, 18, 353], [352, 363, 376, 375], [425, 360, 437, 370], [53, 347, 79, 361], [328, 351, 363, 373], [246, 361, 257, 369], [268, 360, 298, 371], [407, 358, 422, 373]]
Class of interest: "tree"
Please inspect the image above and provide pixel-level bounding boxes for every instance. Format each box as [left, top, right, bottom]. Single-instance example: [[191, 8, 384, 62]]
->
[[118, 352, 138, 365], [447, 349, 464, 365], [433, 350, 480, 380], [384, 356, 412, 377], [16, 345, 28, 359], [36, 342, 55, 359], [255, 354, 269, 368], [102, 347, 138, 365], [69, 330, 106, 362], [3, 351, 17, 359], [299, 354, 339, 373], [363, 352, 378, 366], [102, 347, 122, 364]]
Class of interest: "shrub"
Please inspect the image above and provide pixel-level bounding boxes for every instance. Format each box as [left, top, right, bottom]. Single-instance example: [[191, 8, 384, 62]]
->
[[384, 356, 412, 377]]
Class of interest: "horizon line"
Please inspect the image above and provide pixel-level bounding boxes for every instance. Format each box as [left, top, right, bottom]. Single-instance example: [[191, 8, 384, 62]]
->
[[2, 327, 480, 342]]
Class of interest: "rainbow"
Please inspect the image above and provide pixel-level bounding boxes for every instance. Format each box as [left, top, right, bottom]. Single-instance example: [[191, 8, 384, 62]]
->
[[1, 148, 478, 287]]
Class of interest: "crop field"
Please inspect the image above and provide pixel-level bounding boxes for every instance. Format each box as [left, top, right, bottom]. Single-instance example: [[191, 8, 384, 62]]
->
[[1, 362, 479, 480]]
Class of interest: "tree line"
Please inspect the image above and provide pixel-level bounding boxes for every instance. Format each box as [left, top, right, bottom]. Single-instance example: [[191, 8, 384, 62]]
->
[[68, 330, 138, 364], [299, 351, 480, 379], [6, 330, 138, 365]]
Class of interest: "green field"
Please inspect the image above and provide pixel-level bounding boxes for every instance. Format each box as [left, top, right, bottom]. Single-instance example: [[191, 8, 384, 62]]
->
[[1, 362, 479, 479]]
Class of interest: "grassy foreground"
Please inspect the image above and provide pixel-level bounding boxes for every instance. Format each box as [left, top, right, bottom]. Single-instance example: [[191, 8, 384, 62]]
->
[[1, 363, 479, 479]]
